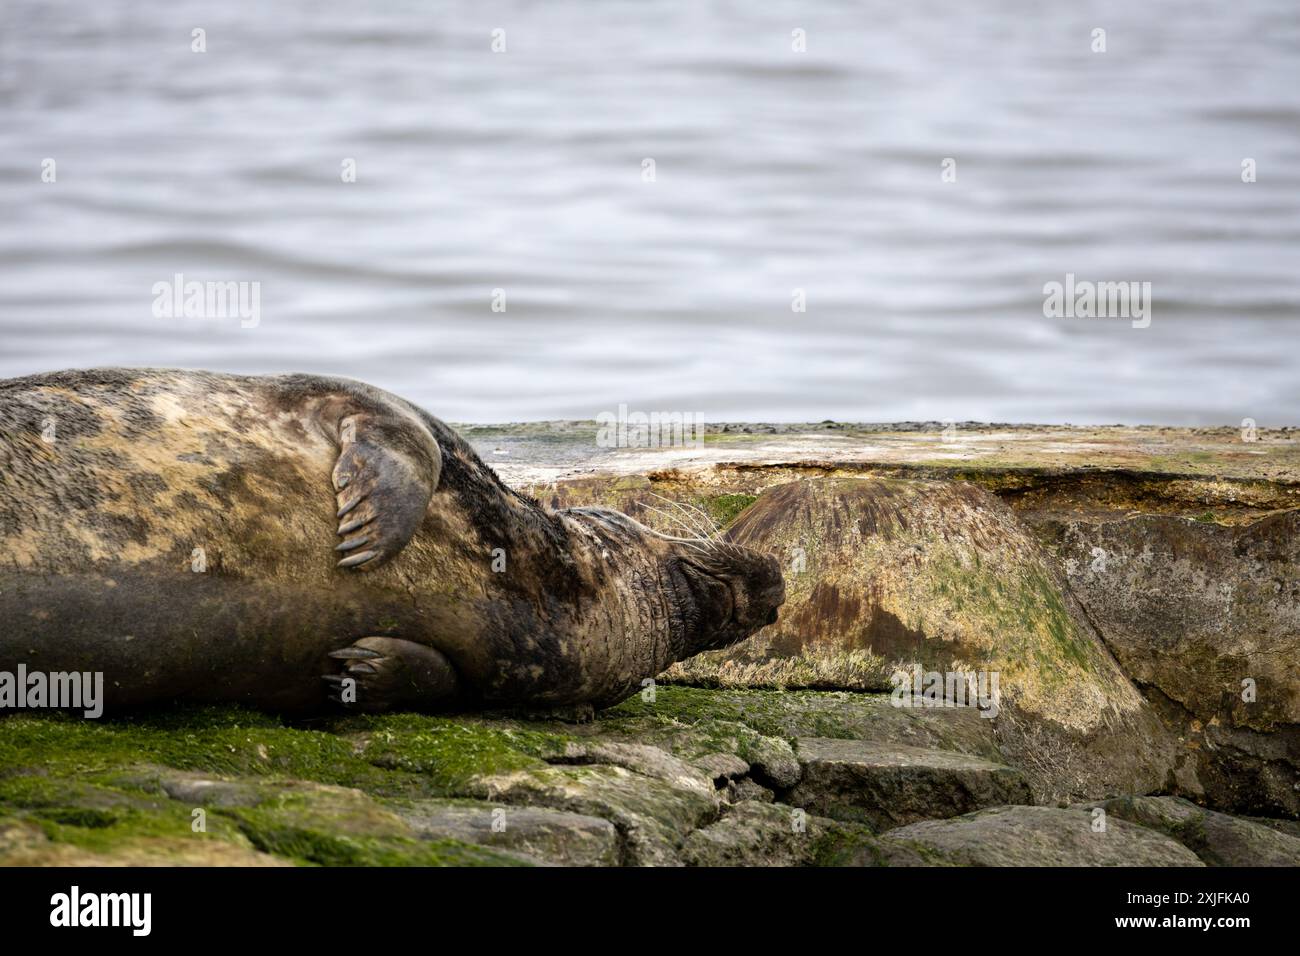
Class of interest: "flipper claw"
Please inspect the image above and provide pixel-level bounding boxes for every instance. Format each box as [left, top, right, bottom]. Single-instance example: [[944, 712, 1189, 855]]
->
[[326, 407, 441, 571]]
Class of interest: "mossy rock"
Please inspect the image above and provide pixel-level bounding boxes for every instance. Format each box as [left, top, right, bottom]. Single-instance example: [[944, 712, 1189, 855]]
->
[[0, 700, 726, 866], [0, 815, 291, 866], [661, 479, 1178, 801], [223, 789, 532, 866], [787, 738, 1033, 830], [4, 686, 1270, 867], [679, 479, 1134, 722]]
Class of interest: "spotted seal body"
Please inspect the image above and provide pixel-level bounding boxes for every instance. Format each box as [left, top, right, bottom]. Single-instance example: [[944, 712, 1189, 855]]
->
[[0, 369, 784, 714]]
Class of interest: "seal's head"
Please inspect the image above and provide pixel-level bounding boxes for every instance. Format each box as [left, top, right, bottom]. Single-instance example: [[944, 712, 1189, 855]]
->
[[570, 507, 785, 654]]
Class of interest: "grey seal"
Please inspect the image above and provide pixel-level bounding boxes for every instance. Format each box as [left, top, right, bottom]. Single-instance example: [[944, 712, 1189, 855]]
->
[[0, 369, 784, 714]]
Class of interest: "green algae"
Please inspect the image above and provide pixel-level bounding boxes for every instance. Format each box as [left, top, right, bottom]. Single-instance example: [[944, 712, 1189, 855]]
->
[[230, 819, 527, 866], [701, 493, 758, 528], [0, 710, 392, 792], [0, 706, 580, 865], [0, 708, 575, 796], [337, 713, 572, 791], [0, 688, 999, 866], [924, 556, 1096, 679]]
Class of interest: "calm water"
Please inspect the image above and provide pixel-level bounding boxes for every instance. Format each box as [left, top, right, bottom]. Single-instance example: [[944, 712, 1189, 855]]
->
[[1, 0, 1298, 424]]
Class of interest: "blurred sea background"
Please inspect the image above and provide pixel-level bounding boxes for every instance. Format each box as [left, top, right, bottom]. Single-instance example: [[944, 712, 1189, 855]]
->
[[1, 0, 1298, 424]]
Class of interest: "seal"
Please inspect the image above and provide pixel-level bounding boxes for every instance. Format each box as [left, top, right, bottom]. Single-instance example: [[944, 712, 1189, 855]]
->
[[0, 369, 784, 715]]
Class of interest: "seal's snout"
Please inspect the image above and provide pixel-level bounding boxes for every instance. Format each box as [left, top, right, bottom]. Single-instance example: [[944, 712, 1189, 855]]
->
[[673, 543, 785, 652], [567, 505, 784, 653]]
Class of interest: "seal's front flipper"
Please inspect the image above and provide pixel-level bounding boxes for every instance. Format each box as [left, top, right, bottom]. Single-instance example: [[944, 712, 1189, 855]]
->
[[331, 412, 441, 570], [323, 637, 459, 712]]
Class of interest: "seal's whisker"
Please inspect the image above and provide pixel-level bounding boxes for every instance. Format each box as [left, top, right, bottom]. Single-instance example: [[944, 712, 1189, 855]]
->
[[639, 502, 707, 542], [645, 496, 710, 541], [675, 499, 720, 536], [653, 532, 710, 555], [671, 499, 725, 547], [648, 493, 716, 542], [709, 538, 745, 557], [638, 501, 691, 530]]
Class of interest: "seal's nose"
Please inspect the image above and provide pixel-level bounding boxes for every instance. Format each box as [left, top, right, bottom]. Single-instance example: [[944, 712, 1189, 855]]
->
[[754, 552, 785, 625]]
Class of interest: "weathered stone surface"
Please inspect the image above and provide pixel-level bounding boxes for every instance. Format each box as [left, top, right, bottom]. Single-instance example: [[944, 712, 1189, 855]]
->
[[882, 806, 1204, 867], [557, 740, 715, 798], [786, 738, 1033, 829], [604, 684, 1003, 763], [692, 752, 751, 783], [397, 801, 619, 867], [1249, 816, 1300, 840], [469, 764, 718, 866], [1050, 513, 1300, 729], [1046, 512, 1300, 816], [1077, 796, 1300, 867], [679, 800, 836, 867], [725, 778, 775, 804]]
